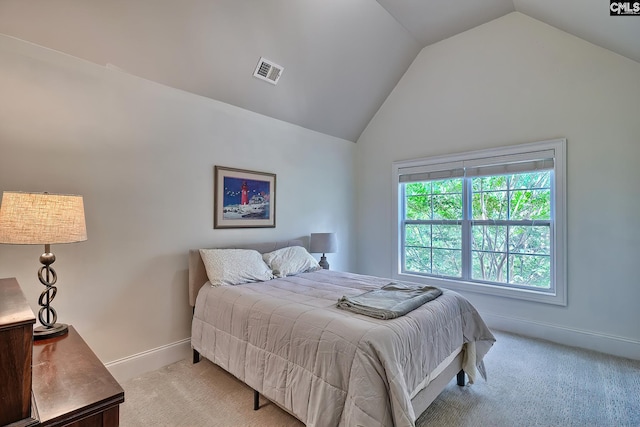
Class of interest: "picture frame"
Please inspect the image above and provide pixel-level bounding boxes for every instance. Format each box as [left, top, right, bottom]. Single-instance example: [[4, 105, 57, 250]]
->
[[214, 166, 276, 229]]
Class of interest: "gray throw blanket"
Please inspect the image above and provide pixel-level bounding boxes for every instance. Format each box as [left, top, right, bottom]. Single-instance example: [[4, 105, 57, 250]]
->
[[336, 282, 443, 319]]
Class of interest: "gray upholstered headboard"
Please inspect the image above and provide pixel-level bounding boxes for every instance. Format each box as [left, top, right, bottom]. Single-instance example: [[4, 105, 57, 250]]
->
[[188, 239, 305, 306]]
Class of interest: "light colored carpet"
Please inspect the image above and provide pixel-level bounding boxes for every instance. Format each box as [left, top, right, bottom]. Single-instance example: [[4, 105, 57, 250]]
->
[[120, 331, 640, 426]]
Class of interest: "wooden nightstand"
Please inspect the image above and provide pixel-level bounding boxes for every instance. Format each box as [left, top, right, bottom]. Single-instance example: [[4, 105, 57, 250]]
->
[[32, 327, 125, 426]]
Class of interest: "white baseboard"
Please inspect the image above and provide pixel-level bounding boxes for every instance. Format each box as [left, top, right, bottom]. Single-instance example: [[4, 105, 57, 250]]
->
[[483, 313, 640, 361], [105, 338, 192, 383]]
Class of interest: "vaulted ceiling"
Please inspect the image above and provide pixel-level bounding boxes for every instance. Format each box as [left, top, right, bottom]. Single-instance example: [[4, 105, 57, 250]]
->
[[0, 0, 638, 142]]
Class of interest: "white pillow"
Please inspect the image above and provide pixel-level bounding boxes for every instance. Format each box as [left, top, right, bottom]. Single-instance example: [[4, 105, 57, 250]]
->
[[199, 249, 274, 286], [262, 246, 321, 278]]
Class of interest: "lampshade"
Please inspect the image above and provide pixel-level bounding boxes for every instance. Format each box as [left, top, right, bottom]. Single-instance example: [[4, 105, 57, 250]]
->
[[310, 232, 337, 254], [0, 192, 87, 245]]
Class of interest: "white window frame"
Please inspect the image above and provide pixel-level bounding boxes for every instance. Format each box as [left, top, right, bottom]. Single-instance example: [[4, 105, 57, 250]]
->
[[392, 138, 567, 305]]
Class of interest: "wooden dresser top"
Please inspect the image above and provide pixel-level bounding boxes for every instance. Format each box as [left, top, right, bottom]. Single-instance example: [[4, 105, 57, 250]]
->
[[32, 326, 125, 426], [0, 277, 36, 330]]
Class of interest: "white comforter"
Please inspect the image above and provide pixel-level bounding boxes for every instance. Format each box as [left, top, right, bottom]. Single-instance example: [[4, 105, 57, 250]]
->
[[191, 270, 494, 427]]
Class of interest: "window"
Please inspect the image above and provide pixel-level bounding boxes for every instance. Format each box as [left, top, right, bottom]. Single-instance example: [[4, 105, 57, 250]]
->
[[393, 139, 566, 305]]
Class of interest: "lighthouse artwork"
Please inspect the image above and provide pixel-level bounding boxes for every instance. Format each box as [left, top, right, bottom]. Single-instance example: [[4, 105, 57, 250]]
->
[[222, 177, 270, 219], [214, 166, 276, 228]]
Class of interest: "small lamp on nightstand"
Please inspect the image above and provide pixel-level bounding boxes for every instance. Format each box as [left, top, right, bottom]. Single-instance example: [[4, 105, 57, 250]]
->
[[0, 191, 87, 340], [310, 232, 337, 270]]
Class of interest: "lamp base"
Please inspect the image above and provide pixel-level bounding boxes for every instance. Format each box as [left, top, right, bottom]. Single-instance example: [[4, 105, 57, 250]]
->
[[319, 255, 330, 270], [34, 323, 69, 341]]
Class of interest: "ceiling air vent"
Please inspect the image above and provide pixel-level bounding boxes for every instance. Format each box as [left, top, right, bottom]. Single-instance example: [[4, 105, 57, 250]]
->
[[253, 57, 283, 85]]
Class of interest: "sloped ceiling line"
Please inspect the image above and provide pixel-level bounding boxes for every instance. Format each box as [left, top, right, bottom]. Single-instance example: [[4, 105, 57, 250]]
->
[[0, 0, 637, 142]]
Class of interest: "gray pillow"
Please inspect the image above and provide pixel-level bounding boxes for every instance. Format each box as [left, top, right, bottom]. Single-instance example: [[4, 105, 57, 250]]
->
[[262, 246, 321, 277]]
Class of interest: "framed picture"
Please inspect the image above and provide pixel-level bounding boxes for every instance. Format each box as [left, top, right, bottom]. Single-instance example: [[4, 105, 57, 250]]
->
[[214, 166, 276, 229]]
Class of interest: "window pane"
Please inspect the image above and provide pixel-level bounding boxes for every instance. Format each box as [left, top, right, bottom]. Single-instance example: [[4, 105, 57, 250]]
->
[[472, 225, 507, 252], [404, 224, 431, 273], [509, 226, 550, 255], [405, 182, 430, 196], [404, 224, 461, 277], [433, 225, 461, 249], [472, 250, 506, 282], [472, 172, 551, 221], [433, 249, 461, 277], [404, 179, 462, 221], [473, 175, 507, 192], [509, 189, 550, 220], [433, 178, 463, 195], [405, 224, 431, 247], [472, 189, 508, 220], [509, 254, 550, 288], [432, 179, 462, 220], [510, 172, 550, 190], [406, 195, 431, 220], [472, 225, 507, 282], [433, 194, 462, 220], [404, 246, 431, 273], [509, 172, 551, 220]]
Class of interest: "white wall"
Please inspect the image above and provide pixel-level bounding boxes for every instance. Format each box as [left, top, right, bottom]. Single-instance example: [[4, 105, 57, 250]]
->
[[356, 12, 640, 359], [0, 35, 356, 379]]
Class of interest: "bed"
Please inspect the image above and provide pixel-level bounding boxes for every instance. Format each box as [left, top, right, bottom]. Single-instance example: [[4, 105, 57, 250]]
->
[[189, 240, 495, 427]]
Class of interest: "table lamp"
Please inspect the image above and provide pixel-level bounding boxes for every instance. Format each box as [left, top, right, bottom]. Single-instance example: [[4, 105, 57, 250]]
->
[[0, 191, 87, 340], [310, 232, 337, 270]]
